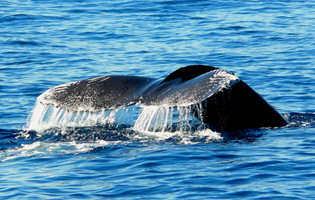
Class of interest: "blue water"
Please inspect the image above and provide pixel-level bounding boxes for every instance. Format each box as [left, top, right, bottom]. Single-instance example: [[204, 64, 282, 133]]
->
[[1, 0, 315, 199]]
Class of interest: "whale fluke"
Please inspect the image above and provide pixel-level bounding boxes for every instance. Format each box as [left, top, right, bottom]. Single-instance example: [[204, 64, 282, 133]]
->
[[36, 65, 288, 132]]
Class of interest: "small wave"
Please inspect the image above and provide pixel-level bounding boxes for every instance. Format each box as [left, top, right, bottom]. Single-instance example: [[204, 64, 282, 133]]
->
[[6, 40, 43, 46]]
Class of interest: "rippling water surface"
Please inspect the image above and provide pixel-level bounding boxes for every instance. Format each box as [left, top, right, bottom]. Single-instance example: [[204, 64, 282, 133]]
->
[[1, 0, 315, 199]]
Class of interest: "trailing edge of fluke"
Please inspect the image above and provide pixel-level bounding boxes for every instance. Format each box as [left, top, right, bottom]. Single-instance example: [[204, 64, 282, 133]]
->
[[37, 65, 288, 132]]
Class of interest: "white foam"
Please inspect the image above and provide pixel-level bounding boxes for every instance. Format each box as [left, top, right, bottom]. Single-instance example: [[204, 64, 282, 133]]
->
[[132, 128, 222, 144], [1, 140, 120, 162], [1, 129, 223, 162]]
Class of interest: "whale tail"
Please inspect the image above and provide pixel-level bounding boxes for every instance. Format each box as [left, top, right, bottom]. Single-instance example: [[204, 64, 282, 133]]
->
[[32, 65, 288, 132]]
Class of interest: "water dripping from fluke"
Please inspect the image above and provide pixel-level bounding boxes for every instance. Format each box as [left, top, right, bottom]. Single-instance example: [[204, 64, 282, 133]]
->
[[24, 99, 223, 144], [26, 100, 208, 133]]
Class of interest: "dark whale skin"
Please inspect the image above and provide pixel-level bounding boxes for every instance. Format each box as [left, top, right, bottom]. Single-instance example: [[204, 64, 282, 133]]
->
[[193, 80, 288, 132]]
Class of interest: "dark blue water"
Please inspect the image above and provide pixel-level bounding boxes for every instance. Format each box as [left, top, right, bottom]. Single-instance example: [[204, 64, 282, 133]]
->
[[1, 0, 315, 199]]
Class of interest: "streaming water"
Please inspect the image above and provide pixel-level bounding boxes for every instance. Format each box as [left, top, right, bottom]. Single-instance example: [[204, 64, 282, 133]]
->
[[26, 99, 211, 135]]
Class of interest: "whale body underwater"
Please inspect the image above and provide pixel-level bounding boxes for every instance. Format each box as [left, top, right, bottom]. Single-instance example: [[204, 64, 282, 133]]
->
[[37, 65, 288, 132]]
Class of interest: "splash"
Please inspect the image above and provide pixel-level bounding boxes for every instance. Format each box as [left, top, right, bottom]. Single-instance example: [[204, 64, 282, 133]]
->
[[12, 103, 223, 162], [1, 128, 223, 162], [11, 100, 224, 163]]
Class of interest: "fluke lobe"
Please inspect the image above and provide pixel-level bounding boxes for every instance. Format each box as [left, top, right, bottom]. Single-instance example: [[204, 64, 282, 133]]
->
[[38, 65, 288, 132]]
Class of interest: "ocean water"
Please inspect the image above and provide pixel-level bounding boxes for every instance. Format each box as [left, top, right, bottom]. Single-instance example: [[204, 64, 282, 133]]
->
[[1, 0, 315, 199]]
